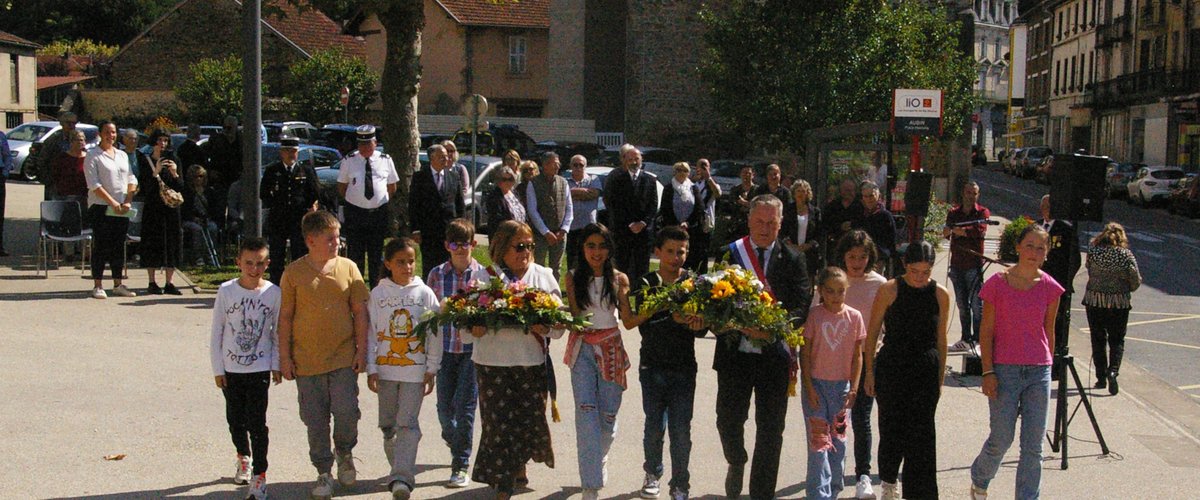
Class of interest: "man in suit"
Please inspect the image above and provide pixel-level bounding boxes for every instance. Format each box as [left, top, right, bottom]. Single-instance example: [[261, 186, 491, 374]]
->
[[338, 125, 399, 286], [1038, 194, 1081, 378], [603, 144, 659, 280], [409, 143, 465, 276], [716, 194, 812, 499]]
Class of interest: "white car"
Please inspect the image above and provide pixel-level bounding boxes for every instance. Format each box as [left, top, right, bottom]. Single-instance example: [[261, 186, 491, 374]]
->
[[1127, 165, 1186, 206], [6, 121, 99, 181]]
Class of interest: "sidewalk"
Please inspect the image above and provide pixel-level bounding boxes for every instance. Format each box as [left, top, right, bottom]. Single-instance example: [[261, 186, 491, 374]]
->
[[2, 179, 1199, 498]]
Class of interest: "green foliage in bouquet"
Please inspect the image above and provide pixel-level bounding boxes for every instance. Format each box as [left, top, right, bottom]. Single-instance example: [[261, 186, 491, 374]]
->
[[413, 276, 591, 342]]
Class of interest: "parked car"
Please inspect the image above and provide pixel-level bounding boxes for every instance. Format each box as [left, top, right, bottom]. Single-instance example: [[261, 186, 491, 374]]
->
[[1034, 155, 1053, 184], [1168, 174, 1200, 218], [1127, 165, 1186, 205], [1020, 147, 1053, 178], [264, 121, 319, 143], [452, 123, 537, 159], [1105, 162, 1143, 197], [1004, 147, 1025, 175], [533, 141, 606, 164], [313, 124, 383, 156], [6, 121, 100, 181], [421, 133, 452, 150]]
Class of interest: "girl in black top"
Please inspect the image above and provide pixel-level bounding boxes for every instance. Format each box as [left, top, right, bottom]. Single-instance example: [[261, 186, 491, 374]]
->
[[863, 241, 950, 499], [137, 129, 184, 295]]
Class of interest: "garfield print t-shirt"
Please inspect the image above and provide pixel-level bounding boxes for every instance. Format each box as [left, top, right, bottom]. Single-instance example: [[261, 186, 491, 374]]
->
[[802, 304, 866, 382], [367, 277, 443, 383]]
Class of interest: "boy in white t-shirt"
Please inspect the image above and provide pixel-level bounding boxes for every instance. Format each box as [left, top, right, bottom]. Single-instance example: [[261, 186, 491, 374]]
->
[[210, 237, 281, 500], [367, 237, 443, 499]]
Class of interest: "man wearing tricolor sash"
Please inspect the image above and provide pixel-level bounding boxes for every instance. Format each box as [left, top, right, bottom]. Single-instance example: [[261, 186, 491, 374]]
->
[[714, 194, 813, 499]]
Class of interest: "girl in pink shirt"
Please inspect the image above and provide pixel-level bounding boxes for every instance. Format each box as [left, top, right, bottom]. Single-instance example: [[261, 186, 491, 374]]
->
[[800, 267, 866, 500]]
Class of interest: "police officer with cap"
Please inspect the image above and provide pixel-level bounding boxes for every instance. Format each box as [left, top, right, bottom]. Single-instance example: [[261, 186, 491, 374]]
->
[[260, 136, 320, 284], [337, 125, 398, 286]]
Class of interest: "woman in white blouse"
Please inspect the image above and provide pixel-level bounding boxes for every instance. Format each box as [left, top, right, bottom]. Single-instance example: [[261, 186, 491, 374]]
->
[[465, 220, 564, 499], [83, 121, 139, 299]]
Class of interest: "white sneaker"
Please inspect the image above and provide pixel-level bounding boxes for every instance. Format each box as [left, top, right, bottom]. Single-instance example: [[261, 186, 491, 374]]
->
[[112, 284, 136, 297], [970, 483, 988, 499], [640, 472, 661, 498], [335, 452, 356, 487], [245, 472, 267, 499], [582, 487, 600, 500], [91, 287, 107, 299], [383, 436, 395, 467], [390, 480, 412, 500], [879, 481, 898, 500], [855, 475, 876, 499], [311, 473, 333, 499], [234, 455, 252, 484], [447, 469, 470, 488], [950, 340, 972, 352]]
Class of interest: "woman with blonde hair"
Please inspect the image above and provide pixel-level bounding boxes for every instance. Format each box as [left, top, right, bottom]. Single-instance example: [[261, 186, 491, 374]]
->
[[1083, 222, 1141, 394], [782, 179, 823, 273], [516, 160, 540, 206]]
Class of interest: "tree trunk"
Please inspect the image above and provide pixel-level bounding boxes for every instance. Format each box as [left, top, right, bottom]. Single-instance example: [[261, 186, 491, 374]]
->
[[373, 0, 423, 236]]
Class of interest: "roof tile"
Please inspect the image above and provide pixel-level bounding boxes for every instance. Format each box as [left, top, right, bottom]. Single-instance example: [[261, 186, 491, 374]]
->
[[0, 29, 40, 49], [435, 0, 549, 29], [261, 0, 366, 59]]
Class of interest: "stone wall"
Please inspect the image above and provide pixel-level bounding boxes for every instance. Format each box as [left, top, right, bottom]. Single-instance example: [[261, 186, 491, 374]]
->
[[624, 0, 714, 147]]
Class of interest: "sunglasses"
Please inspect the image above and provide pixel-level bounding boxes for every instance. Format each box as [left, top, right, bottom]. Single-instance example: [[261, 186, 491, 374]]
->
[[448, 241, 473, 251], [511, 243, 534, 252]]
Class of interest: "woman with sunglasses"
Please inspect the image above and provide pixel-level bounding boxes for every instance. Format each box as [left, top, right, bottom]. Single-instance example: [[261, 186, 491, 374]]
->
[[562, 223, 637, 499], [137, 128, 184, 295], [484, 166, 527, 238], [465, 220, 564, 499]]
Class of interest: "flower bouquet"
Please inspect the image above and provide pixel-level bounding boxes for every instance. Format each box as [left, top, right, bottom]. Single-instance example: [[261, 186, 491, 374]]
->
[[414, 276, 591, 341], [637, 265, 804, 349]]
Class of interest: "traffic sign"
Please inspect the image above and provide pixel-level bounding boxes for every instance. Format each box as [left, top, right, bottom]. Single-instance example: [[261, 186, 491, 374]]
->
[[339, 86, 350, 107], [892, 88, 943, 136], [463, 94, 488, 122]]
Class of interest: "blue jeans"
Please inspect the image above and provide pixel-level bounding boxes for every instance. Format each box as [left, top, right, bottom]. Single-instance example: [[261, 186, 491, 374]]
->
[[570, 344, 625, 489], [971, 364, 1051, 499], [948, 267, 984, 343], [436, 351, 477, 472], [640, 365, 697, 491], [803, 378, 851, 500]]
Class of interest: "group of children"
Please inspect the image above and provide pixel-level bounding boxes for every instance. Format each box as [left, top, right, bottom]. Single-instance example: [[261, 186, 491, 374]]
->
[[208, 208, 950, 500]]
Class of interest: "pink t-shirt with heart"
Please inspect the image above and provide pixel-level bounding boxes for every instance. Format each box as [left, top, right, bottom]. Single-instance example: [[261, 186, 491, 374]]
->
[[803, 304, 867, 381]]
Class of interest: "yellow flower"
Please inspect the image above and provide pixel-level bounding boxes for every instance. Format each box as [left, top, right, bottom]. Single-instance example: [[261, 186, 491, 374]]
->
[[711, 281, 734, 299], [759, 291, 774, 304], [681, 279, 694, 292], [682, 300, 699, 314]]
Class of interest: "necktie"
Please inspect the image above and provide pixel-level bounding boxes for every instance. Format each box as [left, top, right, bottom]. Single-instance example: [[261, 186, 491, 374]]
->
[[436, 171, 443, 192], [757, 247, 767, 273], [363, 157, 375, 200]]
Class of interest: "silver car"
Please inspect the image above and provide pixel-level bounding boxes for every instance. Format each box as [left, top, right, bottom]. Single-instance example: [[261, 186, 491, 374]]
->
[[6, 121, 99, 181]]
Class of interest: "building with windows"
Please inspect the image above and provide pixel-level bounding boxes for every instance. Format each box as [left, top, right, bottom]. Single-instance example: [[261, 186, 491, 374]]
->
[[972, 0, 1020, 159], [347, 0, 550, 117], [1046, 0, 1099, 154], [0, 30, 39, 130]]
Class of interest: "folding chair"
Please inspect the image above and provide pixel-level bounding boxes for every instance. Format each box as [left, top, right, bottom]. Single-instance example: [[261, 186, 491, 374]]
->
[[38, 200, 92, 278]]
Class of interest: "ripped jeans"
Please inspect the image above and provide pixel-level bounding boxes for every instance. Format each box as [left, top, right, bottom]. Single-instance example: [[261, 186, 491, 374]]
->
[[802, 378, 851, 500], [570, 343, 625, 489]]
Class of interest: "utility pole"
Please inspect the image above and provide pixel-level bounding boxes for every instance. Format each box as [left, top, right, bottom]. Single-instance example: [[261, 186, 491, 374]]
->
[[241, 0, 263, 237]]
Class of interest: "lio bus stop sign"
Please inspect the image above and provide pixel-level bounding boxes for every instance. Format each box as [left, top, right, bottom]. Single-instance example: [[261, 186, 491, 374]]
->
[[892, 89, 943, 136]]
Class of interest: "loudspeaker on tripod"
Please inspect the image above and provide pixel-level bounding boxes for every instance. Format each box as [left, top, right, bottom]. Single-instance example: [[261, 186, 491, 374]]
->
[[906, 171, 933, 217], [1049, 154, 1108, 222]]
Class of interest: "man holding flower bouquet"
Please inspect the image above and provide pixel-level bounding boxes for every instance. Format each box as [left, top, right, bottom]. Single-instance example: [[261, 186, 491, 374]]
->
[[715, 195, 812, 499]]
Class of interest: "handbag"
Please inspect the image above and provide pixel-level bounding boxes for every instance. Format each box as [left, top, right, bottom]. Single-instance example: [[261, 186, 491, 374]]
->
[[156, 160, 184, 208]]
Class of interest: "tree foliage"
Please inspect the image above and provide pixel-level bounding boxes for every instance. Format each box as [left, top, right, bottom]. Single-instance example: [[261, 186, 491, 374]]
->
[[175, 55, 268, 124], [286, 48, 379, 123], [0, 0, 177, 46], [700, 0, 976, 151], [36, 39, 119, 58]]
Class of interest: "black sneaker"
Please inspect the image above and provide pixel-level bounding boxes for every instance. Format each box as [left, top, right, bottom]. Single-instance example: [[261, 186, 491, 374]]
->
[[1108, 371, 1119, 395], [148, 282, 163, 295], [163, 283, 182, 295]]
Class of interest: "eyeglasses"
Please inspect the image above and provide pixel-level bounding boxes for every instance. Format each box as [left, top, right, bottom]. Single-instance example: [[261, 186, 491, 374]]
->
[[511, 243, 534, 252], [448, 241, 473, 251]]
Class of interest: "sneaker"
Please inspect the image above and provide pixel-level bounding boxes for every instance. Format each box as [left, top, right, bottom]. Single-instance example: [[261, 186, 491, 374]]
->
[[447, 469, 470, 488], [112, 285, 136, 297], [582, 488, 600, 500], [164, 283, 182, 295], [669, 486, 689, 500], [640, 472, 661, 498], [855, 475, 876, 499], [148, 282, 162, 295], [950, 340, 973, 352], [390, 480, 412, 500], [234, 455, 252, 484], [383, 436, 395, 467], [311, 473, 333, 499], [969, 483, 988, 500], [91, 287, 107, 299], [246, 472, 267, 499], [1108, 371, 1119, 395], [335, 452, 356, 487], [724, 464, 743, 498], [879, 481, 898, 500]]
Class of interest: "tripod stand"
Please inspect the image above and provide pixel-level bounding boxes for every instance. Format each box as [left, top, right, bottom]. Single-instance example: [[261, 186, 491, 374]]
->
[[1047, 351, 1110, 469]]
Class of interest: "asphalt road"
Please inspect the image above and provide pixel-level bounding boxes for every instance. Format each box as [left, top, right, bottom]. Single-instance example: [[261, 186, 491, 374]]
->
[[970, 164, 1200, 402]]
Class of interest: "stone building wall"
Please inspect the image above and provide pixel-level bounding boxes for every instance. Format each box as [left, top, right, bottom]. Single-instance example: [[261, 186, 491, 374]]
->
[[624, 0, 714, 147]]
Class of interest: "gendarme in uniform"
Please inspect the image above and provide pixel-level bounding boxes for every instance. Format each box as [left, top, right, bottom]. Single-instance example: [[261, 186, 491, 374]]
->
[[337, 125, 399, 286], [260, 136, 319, 284]]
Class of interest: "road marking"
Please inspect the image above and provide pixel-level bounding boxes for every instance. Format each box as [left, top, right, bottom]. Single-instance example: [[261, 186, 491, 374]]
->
[[1178, 384, 1200, 391], [1125, 315, 1200, 327], [1072, 308, 1200, 317], [1124, 336, 1200, 350]]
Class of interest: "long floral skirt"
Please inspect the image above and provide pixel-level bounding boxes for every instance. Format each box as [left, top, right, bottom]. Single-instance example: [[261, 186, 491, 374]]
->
[[472, 364, 556, 491]]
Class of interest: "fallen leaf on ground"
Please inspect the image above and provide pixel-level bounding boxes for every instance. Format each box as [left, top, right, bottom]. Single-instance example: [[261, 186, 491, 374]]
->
[[103, 454, 126, 461]]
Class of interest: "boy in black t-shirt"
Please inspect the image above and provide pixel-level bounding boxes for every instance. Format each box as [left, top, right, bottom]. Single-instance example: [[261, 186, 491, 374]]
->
[[631, 225, 708, 500]]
